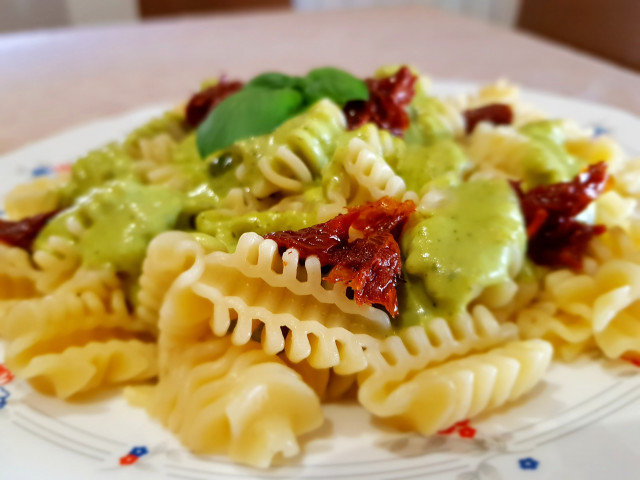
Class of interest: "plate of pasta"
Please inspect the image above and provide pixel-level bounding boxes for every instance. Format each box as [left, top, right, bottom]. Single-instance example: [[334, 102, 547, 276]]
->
[[1, 65, 640, 480]]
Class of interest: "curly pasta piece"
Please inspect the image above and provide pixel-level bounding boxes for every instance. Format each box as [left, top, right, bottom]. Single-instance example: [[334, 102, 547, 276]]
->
[[363, 305, 518, 373], [235, 99, 346, 198], [4, 176, 66, 220], [358, 340, 552, 434], [516, 248, 640, 360], [1, 268, 154, 397], [341, 137, 411, 200], [320, 125, 418, 220], [465, 123, 529, 180], [515, 300, 594, 361], [159, 232, 389, 374], [32, 230, 82, 293], [284, 358, 357, 401], [21, 339, 157, 399], [136, 232, 206, 331], [138, 338, 323, 468], [133, 133, 182, 188], [0, 243, 39, 300], [359, 305, 518, 398]]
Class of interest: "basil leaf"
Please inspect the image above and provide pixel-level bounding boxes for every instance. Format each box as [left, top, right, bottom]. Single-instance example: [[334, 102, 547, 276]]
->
[[301, 67, 369, 105], [247, 72, 298, 90], [197, 87, 304, 158]]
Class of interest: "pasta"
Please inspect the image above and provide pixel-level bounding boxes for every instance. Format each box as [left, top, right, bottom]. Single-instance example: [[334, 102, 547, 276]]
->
[[358, 340, 552, 434], [1, 65, 639, 468], [158, 231, 388, 374], [129, 337, 323, 468]]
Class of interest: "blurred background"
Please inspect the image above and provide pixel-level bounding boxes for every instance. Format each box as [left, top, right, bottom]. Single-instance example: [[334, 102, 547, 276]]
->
[[1, 0, 638, 72]]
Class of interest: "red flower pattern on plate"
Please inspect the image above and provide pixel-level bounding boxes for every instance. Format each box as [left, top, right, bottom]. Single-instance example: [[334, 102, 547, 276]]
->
[[0, 365, 14, 386], [437, 419, 477, 439]]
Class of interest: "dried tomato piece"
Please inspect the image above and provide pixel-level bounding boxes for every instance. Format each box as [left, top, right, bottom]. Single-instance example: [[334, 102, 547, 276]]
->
[[350, 196, 417, 239], [463, 103, 513, 134], [512, 162, 608, 270], [325, 232, 402, 316], [0, 210, 59, 250], [265, 197, 416, 316], [185, 78, 244, 127], [344, 66, 417, 136]]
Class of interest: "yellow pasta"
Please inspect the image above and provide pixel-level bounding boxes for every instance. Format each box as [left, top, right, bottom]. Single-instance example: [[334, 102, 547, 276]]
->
[[133, 338, 323, 468], [1, 268, 154, 396], [158, 232, 388, 374], [22, 338, 157, 399], [0, 243, 39, 300], [2, 66, 640, 469], [358, 340, 552, 434], [4, 176, 67, 220], [136, 231, 207, 331]]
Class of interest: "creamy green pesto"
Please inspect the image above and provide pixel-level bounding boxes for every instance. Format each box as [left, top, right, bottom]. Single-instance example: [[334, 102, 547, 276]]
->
[[38, 180, 182, 277], [405, 95, 454, 145], [518, 120, 583, 188], [170, 133, 242, 215], [59, 144, 138, 205], [228, 100, 344, 189], [123, 110, 186, 156], [400, 178, 526, 327], [196, 210, 317, 252], [393, 139, 468, 193]]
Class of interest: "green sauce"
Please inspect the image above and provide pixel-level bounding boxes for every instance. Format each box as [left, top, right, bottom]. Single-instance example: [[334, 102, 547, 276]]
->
[[196, 209, 317, 252], [60, 144, 138, 205], [519, 120, 583, 188], [394, 139, 468, 193], [229, 100, 344, 189], [38, 180, 182, 277], [400, 179, 526, 327], [405, 95, 454, 145]]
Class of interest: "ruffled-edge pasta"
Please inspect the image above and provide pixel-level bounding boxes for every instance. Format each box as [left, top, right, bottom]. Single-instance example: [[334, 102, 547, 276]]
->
[[0, 243, 39, 300], [321, 124, 418, 220], [284, 358, 358, 402], [516, 230, 640, 360], [235, 99, 346, 198], [358, 339, 553, 434], [360, 305, 518, 388], [129, 338, 323, 468], [22, 338, 157, 399], [136, 231, 207, 332], [0, 268, 155, 397], [3, 176, 66, 220], [158, 232, 389, 375]]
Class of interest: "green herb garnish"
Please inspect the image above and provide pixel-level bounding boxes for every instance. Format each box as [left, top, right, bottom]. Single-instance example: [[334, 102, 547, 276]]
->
[[196, 67, 368, 158]]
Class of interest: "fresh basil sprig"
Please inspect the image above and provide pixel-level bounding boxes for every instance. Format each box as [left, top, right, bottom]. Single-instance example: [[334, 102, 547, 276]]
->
[[196, 67, 368, 158]]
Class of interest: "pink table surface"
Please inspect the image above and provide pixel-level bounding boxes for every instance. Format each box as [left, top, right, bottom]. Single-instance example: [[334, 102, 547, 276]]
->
[[0, 5, 639, 155]]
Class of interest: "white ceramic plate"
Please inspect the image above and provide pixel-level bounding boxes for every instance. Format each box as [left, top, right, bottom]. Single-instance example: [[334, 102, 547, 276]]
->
[[1, 82, 640, 480]]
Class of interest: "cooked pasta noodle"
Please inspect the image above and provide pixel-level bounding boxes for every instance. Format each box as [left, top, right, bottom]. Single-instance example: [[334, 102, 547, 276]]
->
[[358, 340, 552, 434], [158, 232, 387, 374], [1, 67, 639, 468], [4, 176, 66, 220], [133, 337, 323, 468]]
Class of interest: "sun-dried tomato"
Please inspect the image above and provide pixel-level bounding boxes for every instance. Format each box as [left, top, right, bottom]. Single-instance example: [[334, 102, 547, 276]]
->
[[512, 162, 608, 270], [185, 78, 244, 127], [344, 66, 417, 136], [463, 103, 513, 134], [325, 232, 402, 316], [0, 210, 59, 251], [265, 197, 416, 316]]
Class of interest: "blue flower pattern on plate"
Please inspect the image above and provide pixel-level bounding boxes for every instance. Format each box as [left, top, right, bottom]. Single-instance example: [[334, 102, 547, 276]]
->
[[519, 457, 539, 470], [31, 166, 52, 178], [0, 387, 10, 410]]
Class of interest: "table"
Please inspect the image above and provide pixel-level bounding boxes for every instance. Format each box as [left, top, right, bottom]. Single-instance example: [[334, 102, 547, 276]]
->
[[0, 5, 638, 155]]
